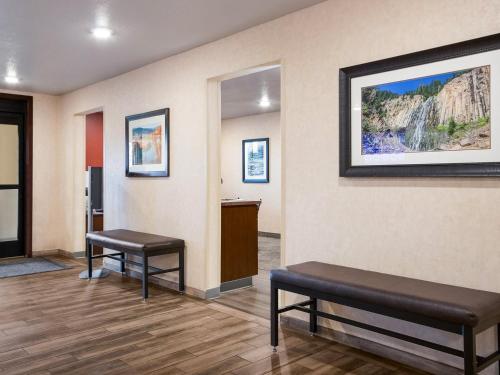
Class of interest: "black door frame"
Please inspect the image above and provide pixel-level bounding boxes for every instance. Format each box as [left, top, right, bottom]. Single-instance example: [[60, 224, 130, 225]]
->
[[0, 93, 33, 258]]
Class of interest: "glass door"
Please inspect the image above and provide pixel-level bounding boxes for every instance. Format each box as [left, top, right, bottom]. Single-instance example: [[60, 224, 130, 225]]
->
[[0, 113, 24, 258]]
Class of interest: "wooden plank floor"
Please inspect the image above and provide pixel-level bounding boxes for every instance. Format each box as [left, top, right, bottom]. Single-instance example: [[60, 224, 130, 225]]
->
[[0, 255, 428, 375], [214, 236, 280, 319], [214, 270, 270, 319]]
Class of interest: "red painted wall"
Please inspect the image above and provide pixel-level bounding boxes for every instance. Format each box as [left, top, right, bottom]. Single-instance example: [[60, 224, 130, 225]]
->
[[85, 112, 103, 170]]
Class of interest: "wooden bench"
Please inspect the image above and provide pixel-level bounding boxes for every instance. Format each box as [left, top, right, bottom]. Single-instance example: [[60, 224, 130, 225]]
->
[[270, 262, 500, 374], [86, 229, 185, 299]]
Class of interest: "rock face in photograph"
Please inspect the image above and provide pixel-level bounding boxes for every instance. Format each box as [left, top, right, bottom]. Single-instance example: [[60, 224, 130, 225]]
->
[[361, 66, 490, 154]]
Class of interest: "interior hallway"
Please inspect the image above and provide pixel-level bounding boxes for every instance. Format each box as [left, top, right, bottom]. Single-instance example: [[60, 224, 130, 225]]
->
[[0, 256, 426, 375]]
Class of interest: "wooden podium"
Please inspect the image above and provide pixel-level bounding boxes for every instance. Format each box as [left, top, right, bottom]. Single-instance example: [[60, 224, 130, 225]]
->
[[221, 200, 260, 283]]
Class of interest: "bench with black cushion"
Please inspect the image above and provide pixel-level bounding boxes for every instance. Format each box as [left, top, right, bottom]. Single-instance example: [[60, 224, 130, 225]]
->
[[270, 261, 500, 374], [86, 229, 185, 299]]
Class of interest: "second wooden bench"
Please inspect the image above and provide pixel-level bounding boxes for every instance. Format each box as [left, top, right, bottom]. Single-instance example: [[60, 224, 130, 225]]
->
[[270, 261, 500, 374]]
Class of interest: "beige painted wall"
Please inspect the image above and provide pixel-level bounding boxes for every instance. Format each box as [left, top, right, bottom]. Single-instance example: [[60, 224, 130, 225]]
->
[[221, 112, 281, 234], [32, 93, 63, 252], [0, 90, 62, 252], [56, 0, 500, 371]]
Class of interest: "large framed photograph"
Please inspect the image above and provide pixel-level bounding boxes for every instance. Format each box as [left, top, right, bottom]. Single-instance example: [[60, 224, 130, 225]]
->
[[242, 138, 269, 183], [125, 108, 169, 177], [340, 34, 500, 177]]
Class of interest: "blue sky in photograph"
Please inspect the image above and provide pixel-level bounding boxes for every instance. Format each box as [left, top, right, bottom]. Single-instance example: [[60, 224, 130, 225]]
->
[[373, 72, 455, 95]]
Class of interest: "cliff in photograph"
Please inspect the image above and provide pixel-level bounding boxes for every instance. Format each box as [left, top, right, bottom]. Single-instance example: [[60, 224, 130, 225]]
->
[[362, 66, 490, 154]]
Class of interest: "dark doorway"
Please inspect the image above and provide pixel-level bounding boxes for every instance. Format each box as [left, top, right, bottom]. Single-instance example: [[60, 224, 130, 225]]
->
[[85, 112, 104, 255], [0, 94, 32, 258]]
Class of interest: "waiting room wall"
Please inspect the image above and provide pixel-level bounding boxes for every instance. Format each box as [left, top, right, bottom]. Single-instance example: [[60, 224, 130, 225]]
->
[[57, 1, 500, 371]]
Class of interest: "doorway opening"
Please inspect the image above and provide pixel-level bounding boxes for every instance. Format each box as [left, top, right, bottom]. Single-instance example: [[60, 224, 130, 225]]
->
[[0, 94, 32, 258], [215, 65, 282, 318], [85, 111, 104, 255]]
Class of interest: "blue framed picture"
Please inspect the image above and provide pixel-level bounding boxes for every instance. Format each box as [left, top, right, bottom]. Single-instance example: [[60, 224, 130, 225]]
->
[[242, 138, 269, 183]]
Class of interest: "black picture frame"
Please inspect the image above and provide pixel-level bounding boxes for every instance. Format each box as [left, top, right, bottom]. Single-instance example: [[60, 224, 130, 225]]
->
[[339, 33, 500, 177], [125, 108, 169, 177], [242, 138, 270, 183]]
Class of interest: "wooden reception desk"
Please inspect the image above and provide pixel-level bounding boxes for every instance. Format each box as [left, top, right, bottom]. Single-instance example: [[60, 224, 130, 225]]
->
[[221, 200, 260, 283]]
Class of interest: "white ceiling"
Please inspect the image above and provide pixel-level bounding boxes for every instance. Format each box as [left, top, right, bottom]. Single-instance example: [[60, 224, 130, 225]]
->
[[221, 66, 280, 120], [0, 0, 325, 95]]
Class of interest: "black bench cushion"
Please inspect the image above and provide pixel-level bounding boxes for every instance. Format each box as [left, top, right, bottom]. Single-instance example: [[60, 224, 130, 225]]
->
[[86, 229, 184, 253], [270, 261, 500, 328]]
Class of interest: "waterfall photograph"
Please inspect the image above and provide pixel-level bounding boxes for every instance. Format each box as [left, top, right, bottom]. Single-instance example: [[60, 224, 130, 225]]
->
[[361, 65, 490, 155]]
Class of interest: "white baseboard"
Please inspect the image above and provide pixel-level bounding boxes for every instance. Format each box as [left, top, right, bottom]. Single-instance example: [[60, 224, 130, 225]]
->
[[33, 249, 85, 259]]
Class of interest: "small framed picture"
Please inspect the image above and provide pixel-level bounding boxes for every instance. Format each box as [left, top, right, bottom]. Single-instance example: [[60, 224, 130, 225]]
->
[[242, 138, 269, 183], [125, 108, 169, 177]]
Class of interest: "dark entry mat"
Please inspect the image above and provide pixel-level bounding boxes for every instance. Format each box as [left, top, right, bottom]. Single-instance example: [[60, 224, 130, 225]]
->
[[0, 257, 71, 278]]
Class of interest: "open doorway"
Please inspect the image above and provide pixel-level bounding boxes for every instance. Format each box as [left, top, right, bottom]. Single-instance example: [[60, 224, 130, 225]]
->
[[215, 66, 281, 318], [85, 112, 104, 255]]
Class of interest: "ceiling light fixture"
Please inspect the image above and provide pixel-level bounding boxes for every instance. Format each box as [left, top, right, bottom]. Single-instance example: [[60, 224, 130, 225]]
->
[[91, 27, 113, 39], [259, 96, 271, 108], [4, 75, 19, 84]]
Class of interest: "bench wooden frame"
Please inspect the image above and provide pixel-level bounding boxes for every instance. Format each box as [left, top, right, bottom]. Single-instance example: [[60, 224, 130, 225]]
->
[[271, 280, 500, 374], [86, 238, 185, 300]]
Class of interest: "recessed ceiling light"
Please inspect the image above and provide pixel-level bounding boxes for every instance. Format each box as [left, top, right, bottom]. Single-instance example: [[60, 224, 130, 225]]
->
[[5, 75, 19, 84], [259, 96, 271, 108], [91, 27, 113, 39]]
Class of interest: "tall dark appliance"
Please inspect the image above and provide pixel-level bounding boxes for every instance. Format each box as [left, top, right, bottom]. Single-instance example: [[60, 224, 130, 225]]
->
[[87, 166, 103, 233], [81, 166, 109, 279]]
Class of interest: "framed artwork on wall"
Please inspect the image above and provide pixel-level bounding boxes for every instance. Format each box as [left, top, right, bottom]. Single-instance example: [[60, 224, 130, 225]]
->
[[125, 108, 169, 177], [339, 33, 500, 177], [242, 138, 269, 183]]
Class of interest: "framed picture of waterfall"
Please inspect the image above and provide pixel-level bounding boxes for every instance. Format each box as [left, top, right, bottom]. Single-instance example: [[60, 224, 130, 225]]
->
[[125, 108, 169, 177], [340, 33, 500, 177]]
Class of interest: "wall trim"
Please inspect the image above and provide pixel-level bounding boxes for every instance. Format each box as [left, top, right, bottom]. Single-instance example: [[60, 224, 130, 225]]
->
[[258, 231, 281, 238], [205, 286, 221, 299], [61, 249, 85, 258], [33, 249, 85, 259], [32, 249, 59, 257], [280, 315, 461, 375], [220, 277, 252, 292]]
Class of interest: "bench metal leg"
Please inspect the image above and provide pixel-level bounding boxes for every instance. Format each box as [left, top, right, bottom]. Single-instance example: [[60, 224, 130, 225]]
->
[[120, 252, 125, 273], [179, 247, 185, 293], [87, 240, 93, 280], [310, 297, 318, 335], [270, 281, 279, 351], [142, 254, 149, 300], [463, 326, 477, 375]]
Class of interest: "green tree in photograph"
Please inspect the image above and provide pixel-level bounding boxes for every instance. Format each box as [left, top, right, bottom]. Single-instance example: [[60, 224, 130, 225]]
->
[[447, 118, 457, 136]]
